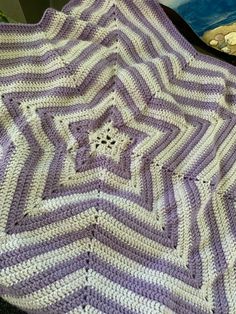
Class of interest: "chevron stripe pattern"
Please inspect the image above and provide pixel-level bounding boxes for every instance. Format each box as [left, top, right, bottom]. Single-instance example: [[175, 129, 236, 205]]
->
[[1, 0, 236, 313]]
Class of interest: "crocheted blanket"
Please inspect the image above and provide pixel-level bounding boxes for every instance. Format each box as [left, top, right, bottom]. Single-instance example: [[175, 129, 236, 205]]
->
[[1, 0, 236, 313]]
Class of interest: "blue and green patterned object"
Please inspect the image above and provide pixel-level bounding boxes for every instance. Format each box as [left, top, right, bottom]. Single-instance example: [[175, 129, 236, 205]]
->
[[0, 9, 16, 23], [0, 10, 9, 23]]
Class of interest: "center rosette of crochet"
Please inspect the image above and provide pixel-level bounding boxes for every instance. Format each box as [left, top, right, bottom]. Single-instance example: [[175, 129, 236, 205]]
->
[[88, 121, 131, 162]]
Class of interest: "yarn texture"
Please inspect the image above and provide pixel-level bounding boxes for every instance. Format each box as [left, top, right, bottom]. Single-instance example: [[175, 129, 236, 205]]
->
[[1, 0, 236, 313]]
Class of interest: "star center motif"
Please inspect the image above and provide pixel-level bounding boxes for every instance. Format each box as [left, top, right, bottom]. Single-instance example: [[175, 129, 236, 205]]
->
[[87, 121, 131, 162], [65, 106, 141, 178]]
